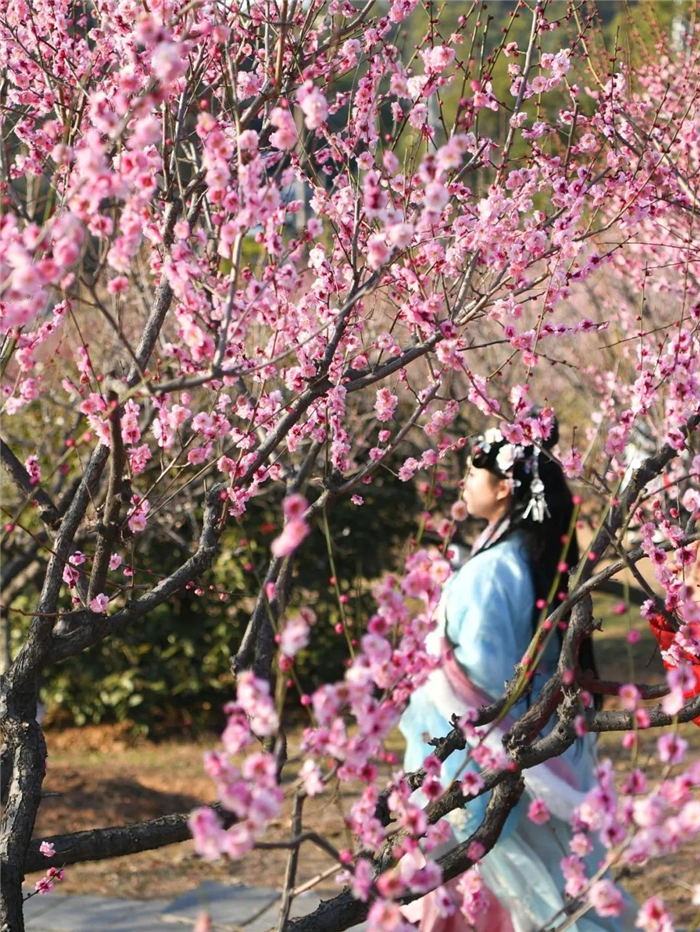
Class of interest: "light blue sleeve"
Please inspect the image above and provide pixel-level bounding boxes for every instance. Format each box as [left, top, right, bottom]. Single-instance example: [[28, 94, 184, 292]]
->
[[440, 539, 535, 843], [443, 539, 535, 702]]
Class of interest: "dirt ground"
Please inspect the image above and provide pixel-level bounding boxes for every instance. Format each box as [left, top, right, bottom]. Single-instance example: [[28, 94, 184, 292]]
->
[[26, 612, 700, 926]]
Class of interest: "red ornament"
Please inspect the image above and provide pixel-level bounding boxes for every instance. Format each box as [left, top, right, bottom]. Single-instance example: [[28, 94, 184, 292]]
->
[[648, 613, 700, 726]]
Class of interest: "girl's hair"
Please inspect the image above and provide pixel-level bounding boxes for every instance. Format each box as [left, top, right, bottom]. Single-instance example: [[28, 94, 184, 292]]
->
[[469, 413, 600, 699]]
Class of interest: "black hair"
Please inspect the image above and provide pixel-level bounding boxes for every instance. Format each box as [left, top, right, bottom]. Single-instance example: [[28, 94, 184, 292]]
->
[[469, 414, 600, 707]]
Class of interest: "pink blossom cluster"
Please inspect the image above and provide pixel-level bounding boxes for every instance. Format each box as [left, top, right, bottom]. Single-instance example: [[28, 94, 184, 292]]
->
[[567, 755, 700, 924], [189, 673, 282, 861], [29, 842, 65, 896], [33, 867, 65, 896], [271, 494, 310, 559]]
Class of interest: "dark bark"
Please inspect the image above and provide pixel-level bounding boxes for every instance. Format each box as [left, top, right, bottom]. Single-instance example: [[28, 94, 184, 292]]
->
[[586, 689, 700, 732], [0, 744, 11, 807], [23, 805, 236, 874], [0, 717, 46, 932]]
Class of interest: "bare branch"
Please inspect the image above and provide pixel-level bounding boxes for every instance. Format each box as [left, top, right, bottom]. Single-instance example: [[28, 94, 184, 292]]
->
[[277, 791, 305, 932], [125, 197, 183, 387]]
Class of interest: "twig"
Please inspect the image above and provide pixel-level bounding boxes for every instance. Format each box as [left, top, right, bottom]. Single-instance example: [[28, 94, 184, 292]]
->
[[276, 791, 305, 932]]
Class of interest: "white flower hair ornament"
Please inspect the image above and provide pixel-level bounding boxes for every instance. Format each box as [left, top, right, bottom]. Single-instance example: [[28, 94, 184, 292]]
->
[[495, 442, 523, 476], [471, 428, 525, 477]]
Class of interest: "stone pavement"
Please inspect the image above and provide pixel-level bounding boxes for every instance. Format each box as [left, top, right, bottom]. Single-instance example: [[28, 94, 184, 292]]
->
[[22, 880, 364, 932]]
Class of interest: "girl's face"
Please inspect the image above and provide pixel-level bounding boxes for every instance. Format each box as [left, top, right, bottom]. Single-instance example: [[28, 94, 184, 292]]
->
[[463, 466, 512, 523]]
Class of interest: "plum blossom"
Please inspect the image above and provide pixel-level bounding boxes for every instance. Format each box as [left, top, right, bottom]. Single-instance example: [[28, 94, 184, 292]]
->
[[236, 672, 279, 737], [299, 759, 324, 796], [188, 807, 226, 861], [271, 494, 310, 557], [588, 880, 625, 917], [619, 683, 641, 711], [431, 887, 457, 918], [127, 498, 150, 534], [375, 388, 398, 422], [657, 733, 688, 766], [298, 81, 328, 129], [269, 108, 297, 150], [366, 235, 392, 270], [151, 41, 188, 85], [423, 181, 449, 212], [472, 82, 499, 111], [282, 494, 307, 520], [25, 455, 41, 485], [461, 771, 484, 797], [34, 867, 65, 895], [456, 869, 489, 925], [386, 223, 414, 249], [561, 855, 587, 898], [398, 457, 420, 482], [62, 565, 80, 587], [89, 593, 109, 613], [366, 899, 412, 932], [635, 896, 673, 932], [527, 799, 550, 825], [350, 858, 373, 901], [451, 500, 468, 522], [422, 45, 455, 74], [279, 609, 315, 658], [7, 6, 700, 921]]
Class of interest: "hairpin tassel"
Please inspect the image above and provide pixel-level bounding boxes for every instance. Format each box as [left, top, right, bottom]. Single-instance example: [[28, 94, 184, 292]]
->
[[522, 456, 550, 523]]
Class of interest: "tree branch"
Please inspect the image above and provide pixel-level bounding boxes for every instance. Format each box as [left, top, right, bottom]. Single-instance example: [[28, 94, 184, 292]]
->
[[87, 392, 126, 603], [0, 547, 40, 592], [0, 437, 61, 529], [125, 197, 183, 387], [48, 483, 226, 662], [581, 412, 700, 582], [23, 805, 235, 874], [232, 441, 322, 680], [585, 690, 700, 733]]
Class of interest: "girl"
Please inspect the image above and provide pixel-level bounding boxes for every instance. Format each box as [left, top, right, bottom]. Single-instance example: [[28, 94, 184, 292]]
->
[[400, 418, 635, 932]]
